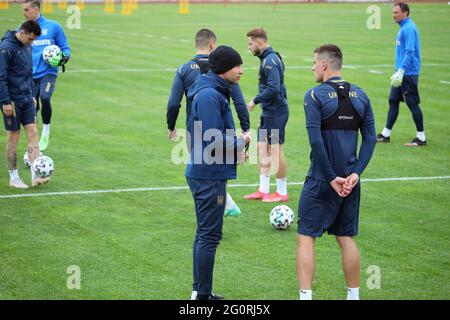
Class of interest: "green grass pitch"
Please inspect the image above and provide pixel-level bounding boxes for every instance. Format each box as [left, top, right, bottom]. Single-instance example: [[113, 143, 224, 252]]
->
[[0, 3, 449, 299]]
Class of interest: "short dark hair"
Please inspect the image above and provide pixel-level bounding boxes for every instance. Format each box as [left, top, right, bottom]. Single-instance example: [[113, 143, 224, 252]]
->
[[195, 29, 216, 49], [19, 20, 41, 36], [246, 28, 268, 41], [394, 2, 410, 16], [24, 0, 41, 10], [314, 44, 343, 70]]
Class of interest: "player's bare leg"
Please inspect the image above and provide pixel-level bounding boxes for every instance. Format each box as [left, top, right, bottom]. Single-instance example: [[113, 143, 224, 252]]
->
[[7, 130, 29, 189], [24, 123, 49, 186], [296, 235, 315, 300], [336, 236, 360, 300], [244, 141, 271, 200], [274, 144, 286, 179], [262, 143, 288, 202]]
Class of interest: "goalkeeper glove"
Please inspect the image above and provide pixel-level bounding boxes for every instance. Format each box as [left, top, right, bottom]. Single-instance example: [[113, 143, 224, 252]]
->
[[49, 52, 62, 68], [49, 52, 69, 68], [390, 68, 405, 88]]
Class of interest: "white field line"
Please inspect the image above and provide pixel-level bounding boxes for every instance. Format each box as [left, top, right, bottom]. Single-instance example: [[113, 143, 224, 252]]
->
[[66, 63, 450, 73], [440, 80, 450, 85], [0, 175, 449, 199]]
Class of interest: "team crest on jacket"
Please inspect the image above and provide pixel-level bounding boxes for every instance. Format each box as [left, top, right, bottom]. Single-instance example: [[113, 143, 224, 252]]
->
[[42, 29, 48, 36], [217, 195, 224, 206]]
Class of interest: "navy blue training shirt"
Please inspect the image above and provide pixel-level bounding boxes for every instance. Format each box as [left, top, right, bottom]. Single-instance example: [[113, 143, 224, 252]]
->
[[254, 47, 288, 117], [303, 77, 376, 182]]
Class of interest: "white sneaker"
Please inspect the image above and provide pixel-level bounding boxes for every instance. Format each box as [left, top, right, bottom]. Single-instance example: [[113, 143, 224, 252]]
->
[[9, 178, 29, 189], [32, 177, 50, 187], [190, 290, 198, 300]]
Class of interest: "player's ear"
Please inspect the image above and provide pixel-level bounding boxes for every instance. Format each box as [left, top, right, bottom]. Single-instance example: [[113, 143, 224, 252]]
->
[[257, 37, 264, 48]]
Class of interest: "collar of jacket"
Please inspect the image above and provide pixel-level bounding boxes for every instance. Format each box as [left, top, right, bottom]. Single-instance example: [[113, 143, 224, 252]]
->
[[3, 30, 23, 47], [194, 53, 209, 59], [399, 17, 410, 27], [207, 70, 232, 95], [36, 15, 45, 24], [258, 46, 274, 61]]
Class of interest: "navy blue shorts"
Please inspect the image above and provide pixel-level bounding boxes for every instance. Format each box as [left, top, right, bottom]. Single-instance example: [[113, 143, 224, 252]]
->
[[389, 75, 420, 105], [2, 98, 36, 131], [257, 113, 289, 145], [297, 177, 360, 237], [32, 74, 57, 106]]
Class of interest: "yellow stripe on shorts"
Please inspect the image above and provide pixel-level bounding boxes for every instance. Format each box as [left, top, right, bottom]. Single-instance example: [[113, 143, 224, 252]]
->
[[45, 82, 52, 93]]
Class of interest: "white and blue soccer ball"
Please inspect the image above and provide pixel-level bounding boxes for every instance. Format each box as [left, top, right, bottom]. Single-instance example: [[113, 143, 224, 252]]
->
[[32, 155, 54, 178], [42, 44, 61, 64], [23, 150, 43, 167], [270, 205, 295, 230]]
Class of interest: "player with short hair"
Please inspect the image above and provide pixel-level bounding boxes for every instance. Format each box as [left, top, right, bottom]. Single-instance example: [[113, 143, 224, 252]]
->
[[186, 45, 251, 300], [167, 28, 249, 217], [23, 0, 71, 151], [245, 28, 289, 203], [0, 21, 50, 188], [377, 2, 426, 146], [296, 44, 376, 300]]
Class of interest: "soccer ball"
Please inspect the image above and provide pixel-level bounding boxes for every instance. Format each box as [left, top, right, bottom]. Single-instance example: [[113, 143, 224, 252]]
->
[[32, 155, 54, 178], [23, 151, 43, 167], [269, 205, 295, 230], [42, 45, 61, 64]]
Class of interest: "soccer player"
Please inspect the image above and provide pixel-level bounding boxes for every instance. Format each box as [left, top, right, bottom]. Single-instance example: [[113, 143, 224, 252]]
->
[[0, 21, 50, 188], [296, 45, 376, 300], [244, 28, 289, 203], [23, 0, 71, 151], [377, 2, 426, 146], [167, 29, 249, 217], [186, 46, 251, 300]]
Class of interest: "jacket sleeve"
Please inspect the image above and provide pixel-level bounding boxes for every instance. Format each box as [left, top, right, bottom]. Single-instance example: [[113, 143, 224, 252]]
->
[[353, 94, 377, 176], [55, 23, 71, 58], [399, 28, 416, 71], [304, 90, 337, 182], [230, 84, 250, 132], [253, 56, 281, 104], [166, 67, 185, 130], [0, 48, 11, 105]]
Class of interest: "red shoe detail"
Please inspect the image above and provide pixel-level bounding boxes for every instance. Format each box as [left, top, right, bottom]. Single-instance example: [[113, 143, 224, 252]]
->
[[244, 190, 269, 200], [262, 192, 289, 203]]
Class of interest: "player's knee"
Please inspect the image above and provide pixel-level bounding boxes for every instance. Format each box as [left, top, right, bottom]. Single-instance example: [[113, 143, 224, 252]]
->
[[24, 124, 38, 137], [388, 97, 399, 107], [259, 156, 271, 168], [335, 236, 356, 248], [7, 130, 20, 142], [40, 95, 52, 106], [405, 99, 420, 112], [200, 232, 222, 245]]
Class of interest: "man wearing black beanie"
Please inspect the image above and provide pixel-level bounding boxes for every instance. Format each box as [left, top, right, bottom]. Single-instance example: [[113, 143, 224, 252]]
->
[[209, 45, 244, 75], [166, 30, 250, 222], [185, 45, 251, 300]]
